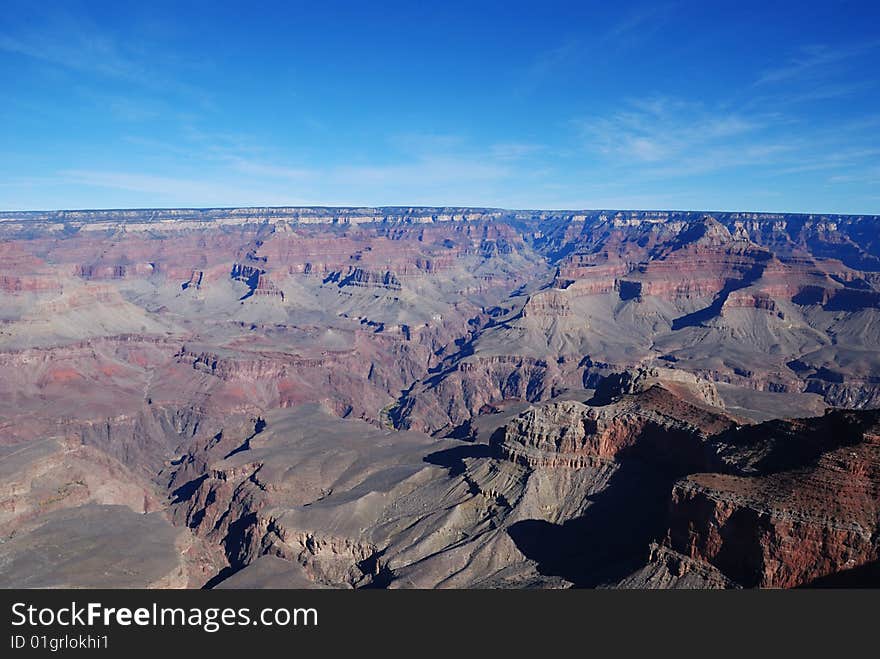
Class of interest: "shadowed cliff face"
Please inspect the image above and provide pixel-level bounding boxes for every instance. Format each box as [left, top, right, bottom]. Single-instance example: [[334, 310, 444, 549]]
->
[[500, 382, 730, 587], [802, 560, 880, 588], [505, 400, 880, 589], [664, 410, 880, 588], [508, 462, 677, 587], [1, 207, 879, 588]]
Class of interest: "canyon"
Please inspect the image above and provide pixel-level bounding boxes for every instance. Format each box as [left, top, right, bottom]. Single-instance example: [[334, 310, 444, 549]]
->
[[0, 207, 879, 588]]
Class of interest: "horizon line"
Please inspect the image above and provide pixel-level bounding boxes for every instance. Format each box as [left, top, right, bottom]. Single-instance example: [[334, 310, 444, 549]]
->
[[1, 204, 879, 218]]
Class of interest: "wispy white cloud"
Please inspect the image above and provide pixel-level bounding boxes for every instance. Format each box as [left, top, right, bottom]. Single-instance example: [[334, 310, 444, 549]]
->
[[61, 169, 238, 198], [516, 4, 678, 96], [570, 87, 880, 200], [331, 157, 509, 186], [57, 169, 307, 207], [774, 148, 880, 175], [49, 128, 533, 208], [518, 39, 581, 94], [781, 81, 876, 104], [489, 143, 545, 160], [388, 132, 467, 155], [576, 97, 769, 170], [226, 159, 314, 181], [0, 29, 133, 78], [0, 8, 210, 102], [755, 41, 880, 85], [601, 2, 679, 46], [828, 166, 880, 185]]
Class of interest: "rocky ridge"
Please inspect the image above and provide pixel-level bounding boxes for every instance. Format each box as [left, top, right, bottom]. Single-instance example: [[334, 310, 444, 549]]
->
[[1, 207, 879, 588]]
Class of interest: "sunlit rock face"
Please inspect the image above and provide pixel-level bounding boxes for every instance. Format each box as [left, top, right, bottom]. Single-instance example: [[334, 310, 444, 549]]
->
[[1, 206, 879, 588]]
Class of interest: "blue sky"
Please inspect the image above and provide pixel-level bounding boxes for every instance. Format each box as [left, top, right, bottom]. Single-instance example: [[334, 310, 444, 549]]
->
[[2, 0, 879, 212]]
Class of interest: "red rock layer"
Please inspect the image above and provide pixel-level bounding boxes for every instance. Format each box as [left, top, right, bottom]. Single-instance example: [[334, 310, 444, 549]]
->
[[665, 410, 880, 587]]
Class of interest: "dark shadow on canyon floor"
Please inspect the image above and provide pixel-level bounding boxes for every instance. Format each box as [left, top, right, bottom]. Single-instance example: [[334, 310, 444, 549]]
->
[[424, 444, 493, 477], [170, 474, 207, 505], [203, 566, 238, 589], [507, 461, 677, 587], [800, 560, 880, 588]]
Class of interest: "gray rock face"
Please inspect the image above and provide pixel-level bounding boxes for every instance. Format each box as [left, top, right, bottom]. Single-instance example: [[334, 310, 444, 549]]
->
[[0, 504, 195, 588], [1, 207, 880, 588], [613, 544, 739, 589]]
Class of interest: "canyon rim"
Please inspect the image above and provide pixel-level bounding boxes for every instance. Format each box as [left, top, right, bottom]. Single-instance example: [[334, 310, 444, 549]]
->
[[1, 207, 879, 589]]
